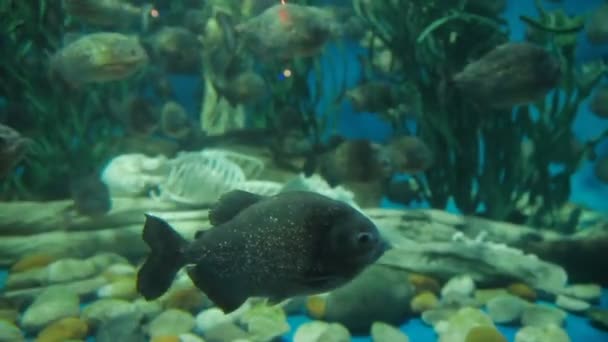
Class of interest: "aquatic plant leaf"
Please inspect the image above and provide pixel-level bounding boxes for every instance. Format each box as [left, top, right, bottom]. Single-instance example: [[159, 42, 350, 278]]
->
[[17, 40, 32, 59], [39, 0, 46, 25]]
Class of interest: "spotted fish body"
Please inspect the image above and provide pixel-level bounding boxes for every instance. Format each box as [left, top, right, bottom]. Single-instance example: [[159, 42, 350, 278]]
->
[[137, 190, 388, 313]]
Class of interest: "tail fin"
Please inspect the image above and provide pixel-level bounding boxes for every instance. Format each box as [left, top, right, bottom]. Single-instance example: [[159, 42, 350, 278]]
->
[[136, 214, 187, 300]]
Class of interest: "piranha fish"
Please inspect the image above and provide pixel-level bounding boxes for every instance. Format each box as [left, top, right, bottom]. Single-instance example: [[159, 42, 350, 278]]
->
[[345, 81, 400, 113], [109, 96, 159, 136], [137, 190, 389, 313], [586, 3, 608, 45], [304, 139, 393, 187], [160, 101, 191, 139], [49, 32, 148, 86], [69, 174, 112, 217], [63, 0, 156, 31], [0, 123, 30, 178], [235, 3, 340, 60], [452, 42, 561, 108], [146, 27, 202, 73], [387, 136, 434, 174], [213, 71, 267, 106]]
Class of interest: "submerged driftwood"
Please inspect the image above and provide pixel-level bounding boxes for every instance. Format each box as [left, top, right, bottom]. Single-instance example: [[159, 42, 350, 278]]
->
[[0, 198, 607, 291]]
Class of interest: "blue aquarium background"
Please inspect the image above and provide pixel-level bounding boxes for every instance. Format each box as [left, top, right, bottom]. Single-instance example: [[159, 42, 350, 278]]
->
[[0, 0, 608, 342]]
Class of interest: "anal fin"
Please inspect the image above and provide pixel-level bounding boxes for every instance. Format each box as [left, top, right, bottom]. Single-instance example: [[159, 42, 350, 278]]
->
[[186, 264, 249, 313]]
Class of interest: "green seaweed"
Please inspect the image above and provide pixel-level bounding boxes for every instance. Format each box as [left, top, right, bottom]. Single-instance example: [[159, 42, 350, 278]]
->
[[0, 0, 135, 200], [354, 0, 607, 232]]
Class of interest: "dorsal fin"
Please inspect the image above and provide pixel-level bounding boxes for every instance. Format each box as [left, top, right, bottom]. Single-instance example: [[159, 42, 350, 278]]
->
[[208, 190, 265, 226]]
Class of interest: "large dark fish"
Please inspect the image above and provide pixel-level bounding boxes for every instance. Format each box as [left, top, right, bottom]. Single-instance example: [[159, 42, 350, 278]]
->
[[137, 190, 389, 313]]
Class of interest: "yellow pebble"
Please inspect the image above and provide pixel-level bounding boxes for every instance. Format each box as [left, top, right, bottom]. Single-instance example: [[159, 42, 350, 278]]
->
[[36, 317, 88, 342], [11, 254, 56, 273], [465, 326, 507, 342], [98, 278, 138, 300], [0, 309, 19, 323], [151, 336, 180, 342], [163, 287, 207, 313], [507, 282, 537, 302], [410, 291, 439, 313], [305, 295, 327, 319], [475, 288, 509, 305], [101, 273, 133, 283], [408, 273, 440, 294]]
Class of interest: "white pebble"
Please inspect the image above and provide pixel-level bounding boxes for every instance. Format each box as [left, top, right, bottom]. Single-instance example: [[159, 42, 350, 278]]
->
[[441, 275, 476, 298], [195, 307, 232, 334]]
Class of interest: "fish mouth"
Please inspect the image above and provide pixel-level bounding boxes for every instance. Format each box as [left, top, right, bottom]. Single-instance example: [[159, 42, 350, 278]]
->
[[99, 56, 147, 72], [371, 238, 391, 261]]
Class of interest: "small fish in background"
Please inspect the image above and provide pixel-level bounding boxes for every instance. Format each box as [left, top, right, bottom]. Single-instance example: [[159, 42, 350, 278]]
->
[[160, 101, 192, 139], [63, 0, 158, 32], [183, 9, 208, 35], [235, 3, 341, 60], [451, 42, 561, 108], [0, 123, 30, 178], [590, 85, 608, 119], [585, 3, 608, 45], [151, 72, 175, 100], [214, 71, 267, 106], [136, 190, 389, 313], [145, 27, 202, 74], [70, 174, 112, 217], [305, 139, 393, 187], [49, 32, 149, 87], [384, 178, 424, 206], [344, 81, 400, 113], [387, 136, 433, 174], [109, 96, 159, 136]]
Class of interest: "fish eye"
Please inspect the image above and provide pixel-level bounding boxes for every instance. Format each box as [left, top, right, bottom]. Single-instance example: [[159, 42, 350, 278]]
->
[[356, 232, 373, 245]]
